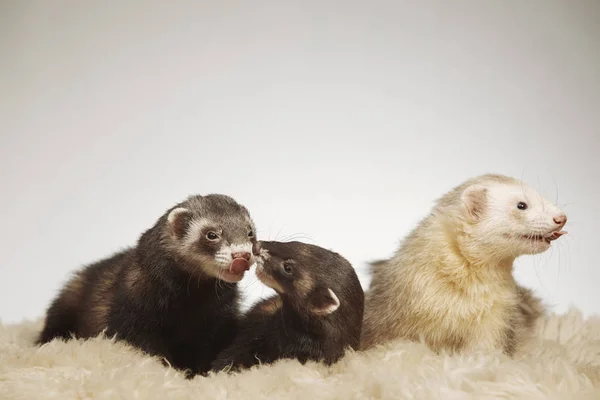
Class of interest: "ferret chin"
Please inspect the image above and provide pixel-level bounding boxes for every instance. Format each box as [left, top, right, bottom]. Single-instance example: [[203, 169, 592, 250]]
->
[[211, 240, 364, 372], [36, 194, 258, 377], [361, 174, 568, 356]]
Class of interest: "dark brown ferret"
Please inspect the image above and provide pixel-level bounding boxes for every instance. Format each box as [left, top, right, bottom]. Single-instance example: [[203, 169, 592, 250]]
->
[[211, 240, 364, 372], [36, 194, 258, 377]]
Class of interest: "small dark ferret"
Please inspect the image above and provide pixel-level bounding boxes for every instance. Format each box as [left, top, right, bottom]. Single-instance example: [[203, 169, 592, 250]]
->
[[211, 240, 364, 372], [36, 194, 258, 376]]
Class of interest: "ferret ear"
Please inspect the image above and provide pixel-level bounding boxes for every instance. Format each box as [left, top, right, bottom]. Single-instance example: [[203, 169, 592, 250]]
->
[[461, 185, 488, 220], [167, 207, 192, 239], [309, 286, 340, 316]]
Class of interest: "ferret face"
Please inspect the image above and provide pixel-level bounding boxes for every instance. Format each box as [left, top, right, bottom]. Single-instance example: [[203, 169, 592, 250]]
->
[[461, 181, 568, 258], [253, 241, 344, 317], [165, 194, 258, 283]]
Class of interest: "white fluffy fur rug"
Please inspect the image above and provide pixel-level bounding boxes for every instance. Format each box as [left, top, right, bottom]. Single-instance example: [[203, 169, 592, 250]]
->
[[1, 310, 600, 400]]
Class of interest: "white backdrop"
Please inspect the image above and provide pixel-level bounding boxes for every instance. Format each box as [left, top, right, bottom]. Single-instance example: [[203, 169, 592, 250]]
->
[[1, 1, 599, 323]]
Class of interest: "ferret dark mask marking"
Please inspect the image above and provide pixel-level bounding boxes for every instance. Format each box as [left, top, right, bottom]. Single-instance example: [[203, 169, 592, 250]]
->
[[163, 195, 257, 283], [211, 240, 364, 372], [36, 194, 257, 377], [254, 242, 342, 315]]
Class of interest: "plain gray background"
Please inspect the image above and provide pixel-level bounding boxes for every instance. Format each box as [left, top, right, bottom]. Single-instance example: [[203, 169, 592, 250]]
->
[[1, 1, 598, 324]]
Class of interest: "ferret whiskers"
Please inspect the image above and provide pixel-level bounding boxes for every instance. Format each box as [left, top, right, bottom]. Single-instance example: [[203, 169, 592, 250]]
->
[[279, 233, 316, 244]]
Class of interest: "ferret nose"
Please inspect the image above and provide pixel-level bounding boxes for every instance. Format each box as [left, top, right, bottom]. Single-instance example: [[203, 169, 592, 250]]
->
[[232, 252, 251, 261], [553, 215, 567, 226]]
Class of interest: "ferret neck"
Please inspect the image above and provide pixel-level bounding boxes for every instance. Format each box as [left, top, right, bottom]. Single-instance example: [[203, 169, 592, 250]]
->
[[444, 220, 515, 279], [280, 300, 327, 336]]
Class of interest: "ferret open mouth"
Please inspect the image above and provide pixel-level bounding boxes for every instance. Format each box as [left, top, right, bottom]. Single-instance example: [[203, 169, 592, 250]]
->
[[230, 258, 250, 274], [219, 258, 251, 281], [521, 230, 567, 243]]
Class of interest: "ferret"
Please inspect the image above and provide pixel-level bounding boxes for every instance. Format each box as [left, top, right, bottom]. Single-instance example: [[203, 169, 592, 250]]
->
[[211, 240, 364, 372], [361, 174, 568, 356], [36, 194, 258, 376]]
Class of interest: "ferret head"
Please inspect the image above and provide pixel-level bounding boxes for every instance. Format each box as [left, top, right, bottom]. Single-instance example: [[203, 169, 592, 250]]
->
[[446, 174, 568, 259], [164, 194, 257, 283], [253, 241, 363, 319]]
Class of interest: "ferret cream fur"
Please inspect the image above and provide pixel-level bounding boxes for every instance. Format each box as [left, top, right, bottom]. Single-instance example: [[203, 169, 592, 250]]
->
[[361, 174, 568, 355]]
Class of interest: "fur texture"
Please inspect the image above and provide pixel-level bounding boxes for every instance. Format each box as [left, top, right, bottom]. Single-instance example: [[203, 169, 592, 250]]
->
[[211, 241, 364, 372], [361, 174, 568, 355], [36, 194, 258, 376], [1, 310, 599, 399]]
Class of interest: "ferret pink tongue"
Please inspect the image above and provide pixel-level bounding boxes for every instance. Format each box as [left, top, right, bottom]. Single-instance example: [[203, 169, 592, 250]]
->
[[548, 231, 567, 241], [230, 258, 250, 275]]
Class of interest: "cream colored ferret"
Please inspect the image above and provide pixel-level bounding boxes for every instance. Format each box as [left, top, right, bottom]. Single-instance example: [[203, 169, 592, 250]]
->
[[361, 174, 568, 355]]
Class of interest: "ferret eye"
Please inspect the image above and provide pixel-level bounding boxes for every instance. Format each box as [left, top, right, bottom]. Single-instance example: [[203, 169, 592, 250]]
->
[[282, 262, 293, 275], [248, 230, 254, 238], [206, 231, 219, 240], [517, 202, 528, 210]]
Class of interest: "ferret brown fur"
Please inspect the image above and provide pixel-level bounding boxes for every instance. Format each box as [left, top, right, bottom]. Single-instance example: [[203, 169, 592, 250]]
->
[[211, 240, 364, 372], [36, 194, 258, 377]]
